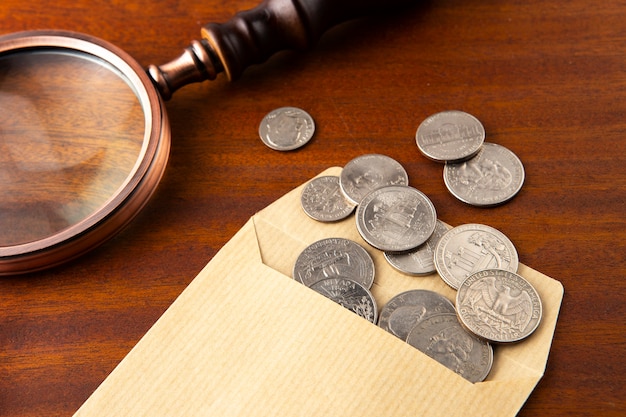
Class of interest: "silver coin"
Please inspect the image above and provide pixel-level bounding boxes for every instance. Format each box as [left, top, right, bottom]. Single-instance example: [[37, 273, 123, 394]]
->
[[434, 223, 519, 290], [310, 277, 378, 324], [378, 289, 456, 341], [293, 238, 375, 289], [456, 269, 542, 343], [258, 107, 315, 151], [339, 154, 409, 205], [300, 176, 356, 222], [384, 220, 450, 276], [406, 313, 493, 383], [443, 142, 525, 206], [416, 110, 485, 163], [355, 185, 437, 252]]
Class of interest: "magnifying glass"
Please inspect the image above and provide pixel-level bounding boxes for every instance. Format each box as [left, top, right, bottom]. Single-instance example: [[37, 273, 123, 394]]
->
[[0, 0, 417, 275]]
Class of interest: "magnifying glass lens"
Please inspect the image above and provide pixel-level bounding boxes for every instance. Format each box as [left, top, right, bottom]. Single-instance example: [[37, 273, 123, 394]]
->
[[0, 50, 146, 247]]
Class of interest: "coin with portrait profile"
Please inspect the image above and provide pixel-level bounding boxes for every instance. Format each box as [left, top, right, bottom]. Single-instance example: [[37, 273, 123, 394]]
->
[[258, 107, 315, 151]]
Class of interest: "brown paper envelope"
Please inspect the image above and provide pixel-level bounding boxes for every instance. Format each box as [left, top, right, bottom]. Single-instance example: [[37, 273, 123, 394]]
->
[[75, 167, 564, 417]]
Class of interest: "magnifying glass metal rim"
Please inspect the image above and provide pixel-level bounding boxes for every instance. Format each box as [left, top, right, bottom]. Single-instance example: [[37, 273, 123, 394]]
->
[[0, 30, 170, 274]]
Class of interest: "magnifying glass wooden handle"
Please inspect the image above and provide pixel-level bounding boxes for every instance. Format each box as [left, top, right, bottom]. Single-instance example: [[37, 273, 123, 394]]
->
[[149, 0, 418, 99]]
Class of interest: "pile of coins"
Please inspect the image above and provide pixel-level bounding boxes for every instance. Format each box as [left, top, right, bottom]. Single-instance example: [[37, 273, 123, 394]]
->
[[294, 152, 543, 383], [416, 110, 525, 206]]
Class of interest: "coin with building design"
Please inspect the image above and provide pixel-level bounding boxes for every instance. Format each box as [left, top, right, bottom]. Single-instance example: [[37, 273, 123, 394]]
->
[[415, 110, 485, 163], [434, 223, 519, 289], [356, 185, 437, 252]]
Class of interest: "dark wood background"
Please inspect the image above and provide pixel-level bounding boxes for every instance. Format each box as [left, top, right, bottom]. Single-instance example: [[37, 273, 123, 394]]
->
[[1, 0, 625, 416]]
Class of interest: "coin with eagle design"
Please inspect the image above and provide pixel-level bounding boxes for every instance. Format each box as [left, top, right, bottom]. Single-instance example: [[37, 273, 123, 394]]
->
[[456, 269, 542, 343]]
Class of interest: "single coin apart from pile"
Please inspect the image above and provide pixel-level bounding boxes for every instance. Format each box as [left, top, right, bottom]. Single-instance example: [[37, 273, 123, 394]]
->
[[300, 175, 356, 222], [339, 154, 409, 205], [310, 277, 378, 324], [356, 185, 437, 252], [434, 223, 519, 290], [258, 106, 315, 151], [415, 110, 485, 163], [406, 313, 493, 382], [378, 289, 456, 341], [293, 237, 375, 289], [384, 220, 450, 276], [456, 269, 542, 343], [443, 142, 525, 206]]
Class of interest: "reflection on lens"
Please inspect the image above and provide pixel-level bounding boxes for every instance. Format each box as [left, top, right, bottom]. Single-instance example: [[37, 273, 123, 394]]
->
[[0, 50, 146, 246]]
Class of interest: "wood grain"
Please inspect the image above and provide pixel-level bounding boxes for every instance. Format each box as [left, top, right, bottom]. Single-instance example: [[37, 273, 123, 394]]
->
[[1, 0, 625, 416]]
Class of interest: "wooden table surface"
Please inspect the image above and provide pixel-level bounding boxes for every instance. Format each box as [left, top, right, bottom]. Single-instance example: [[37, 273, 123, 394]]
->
[[1, 0, 625, 416]]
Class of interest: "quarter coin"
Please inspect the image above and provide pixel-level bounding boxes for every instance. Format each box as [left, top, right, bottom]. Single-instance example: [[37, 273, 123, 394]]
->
[[416, 110, 485, 163], [378, 289, 456, 341], [310, 277, 378, 324], [443, 142, 525, 206], [384, 220, 450, 276], [258, 107, 315, 151], [293, 238, 375, 289], [356, 185, 437, 252], [406, 313, 493, 382], [300, 176, 356, 222], [339, 154, 409, 205], [434, 223, 519, 290], [456, 269, 542, 343]]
